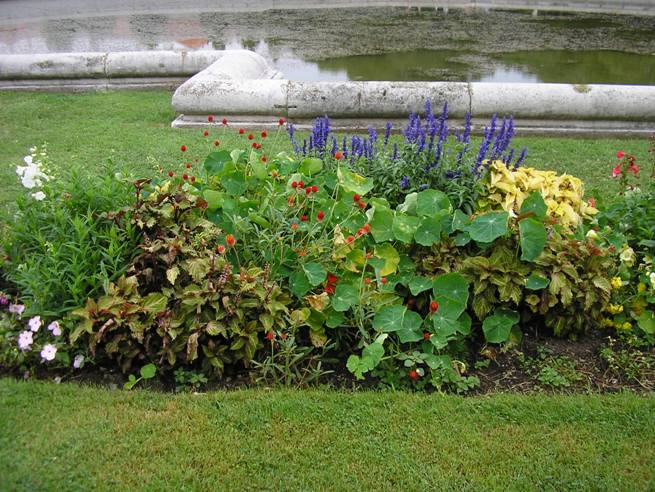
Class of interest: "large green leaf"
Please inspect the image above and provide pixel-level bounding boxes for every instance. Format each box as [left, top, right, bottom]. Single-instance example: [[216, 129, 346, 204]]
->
[[202, 190, 225, 210], [373, 243, 400, 276], [519, 218, 547, 262], [369, 208, 395, 243], [452, 209, 472, 231], [142, 293, 168, 313], [432, 311, 472, 338], [525, 273, 550, 290], [414, 216, 442, 246], [302, 262, 327, 287], [140, 363, 157, 379], [468, 212, 509, 243], [408, 276, 433, 296], [332, 283, 358, 312], [417, 189, 451, 216], [392, 214, 420, 243], [289, 270, 311, 298], [204, 150, 231, 175], [432, 273, 469, 319], [397, 310, 424, 343], [221, 171, 248, 196], [337, 166, 374, 195], [372, 305, 406, 332], [299, 157, 323, 175], [482, 308, 520, 343], [637, 311, 655, 335], [520, 192, 548, 220]]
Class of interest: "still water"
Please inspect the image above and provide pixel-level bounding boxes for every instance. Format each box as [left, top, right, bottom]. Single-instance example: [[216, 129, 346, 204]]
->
[[1, 7, 654, 84]]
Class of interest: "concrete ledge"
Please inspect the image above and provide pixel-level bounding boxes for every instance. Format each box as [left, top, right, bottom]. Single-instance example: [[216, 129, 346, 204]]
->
[[0, 51, 225, 80], [0, 77, 189, 92]]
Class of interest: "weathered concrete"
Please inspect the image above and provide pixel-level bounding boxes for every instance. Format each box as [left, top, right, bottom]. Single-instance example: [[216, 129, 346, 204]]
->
[[0, 51, 224, 80]]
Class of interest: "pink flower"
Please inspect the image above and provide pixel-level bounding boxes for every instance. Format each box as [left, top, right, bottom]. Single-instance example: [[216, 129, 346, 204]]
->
[[627, 163, 640, 175], [73, 354, 85, 369], [588, 197, 596, 208], [40, 344, 57, 361], [616, 151, 625, 159], [8, 304, 25, 317], [17, 330, 33, 351], [28, 315, 42, 332], [612, 164, 622, 178], [47, 321, 62, 337]]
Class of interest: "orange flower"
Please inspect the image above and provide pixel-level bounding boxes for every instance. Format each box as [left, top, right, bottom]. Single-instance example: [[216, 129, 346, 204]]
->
[[226, 234, 236, 247]]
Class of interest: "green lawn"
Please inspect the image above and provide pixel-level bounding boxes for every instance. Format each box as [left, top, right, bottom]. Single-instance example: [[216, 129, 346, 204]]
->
[[1, 379, 654, 491], [0, 90, 651, 210]]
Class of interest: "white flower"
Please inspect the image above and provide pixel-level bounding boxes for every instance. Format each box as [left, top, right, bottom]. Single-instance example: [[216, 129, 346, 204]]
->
[[585, 229, 598, 240], [650, 272, 655, 290], [619, 246, 636, 267], [73, 354, 85, 369], [8, 304, 25, 317], [40, 344, 57, 361], [32, 191, 46, 201], [47, 321, 61, 337], [17, 331, 33, 351], [28, 315, 42, 332], [23, 155, 33, 165]]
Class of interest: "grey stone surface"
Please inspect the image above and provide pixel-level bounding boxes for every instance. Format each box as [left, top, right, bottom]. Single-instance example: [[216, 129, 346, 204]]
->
[[0, 53, 107, 79], [105, 51, 223, 77]]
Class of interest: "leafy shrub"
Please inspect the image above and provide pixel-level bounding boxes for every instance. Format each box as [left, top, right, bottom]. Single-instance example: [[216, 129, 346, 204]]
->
[[288, 101, 526, 212], [71, 184, 292, 374]]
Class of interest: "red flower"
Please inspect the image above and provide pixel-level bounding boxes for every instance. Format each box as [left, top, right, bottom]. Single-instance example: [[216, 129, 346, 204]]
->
[[346, 235, 355, 243], [226, 234, 236, 247], [381, 277, 388, 285], [261, 131, 267, 139], [363, 223, 371, 233], [265, 331, 275, 341], [408, 369, 419, 381], [291, 223, 299, 231], [278, 118, 285, 126], [317, 211, 325, 221], [430, 300, 439, 313], [301, 215, 308, 222], [239, 128, 245, 135], [222, 118, 228, 125], [216, 245, 226, 254], [287, 196, 295, 206], [185, 163, 192, 169], [365, 278, 372, 285], [327, 274, 338, 284], [306, 187, 312, 195], [203, 131, 209, 137], [357, 227, 366, 236], [423, 331, 431, 341], [292, 181, 298, 188], [298, 181, 305, 188], [252, 142, 258, 148], [358, 201, 366, 210], [311, 185, 318, 193], [588, 197, 596, 208], [616, 150, 625, 159], [325, 285, 335, 295], [248, 133, 254, 140], [168, 171, 174, 177], [182, 173, 188, 181], [335, 151, 343, 160], [627, 163, 640, 175], [180, 145, 187, 152], [208, 115, 214, 122], [191, 176, 196, 183], [214, 140, 220, 146], [612, 164, 622, 178], [261, 156, 267, 163], [353, 194, 361, 202]]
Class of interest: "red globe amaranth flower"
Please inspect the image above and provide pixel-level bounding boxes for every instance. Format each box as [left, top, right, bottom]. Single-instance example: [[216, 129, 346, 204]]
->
[[346, 235, 355, 243], [252, 142, 258, 148], [357, 227, 367, 236], [226, 234, 236, 247], [203, 131, 209, 137], [180, 145, 187, 152], [612, 164, 622, 178], [261, 156, 267, 163], [365, 277, 372, 285], [408, 370, 419, 381], [358, 201, 366, 210], [182, 173, 188, 181], [261, 131, 267, 139], [617, 150, 625, 159], [311, 185, 318, 193], [300, 215, 308, 222], [292, 181, 298, 188], [423, 331, 431, 341], [430, 300, 439, 313], [381, 277, 388, 285], [325, 285, 335, 295], [191, 176, 196, 183], [627, 163, 640, 175], [317, 211, 325, 221], [278, 118, 285, 126], [327, 274, 338, 284], [363, 223, 371, 233], [208, 115, 214, 122], [239, 128, 245, 134], [216, 245, 226, 254], [335, 151, 343, 160], [222, 118, 228, 125], [265, 331, 275, 341], [291, 223, 299, 231], [248, 133, 254, 140], [168, 171, 174, 177], [298, 181, 305, 188], [186, 163, 192, 169], [306, 187, 312, 195], [587, 197, 596, 208], [214, 140, 220, 146], [287, 196, 295, 206], [353, 194, 361, 202]]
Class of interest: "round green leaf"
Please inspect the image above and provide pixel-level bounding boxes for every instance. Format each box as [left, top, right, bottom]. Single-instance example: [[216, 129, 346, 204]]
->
[[203, 150, 231, 175], [525, 273, 550, 290], [452, 209, 472, 231], [289, 270, 311, 298], [468, 212, 509, 243], [373, 243, 401, 276], [221, 171, 247, 196], [299, 157, 323, 176], [417, 189, 451, 216], [326, 309, 345, 328], [337, 166, 374, 195], [332, 283, 359, 312], [408, 275, 433, 296], [302, 262, 327, 287], [370, 208, 395, 243], [372, 305, 407, 332], [432, 273, 469, 319], [392, 214, 420, 243], [482, 308, 520, 344], [519, 217, 547, 262], [140, 363, 157, 379], [520, 192, 548, 220], [414, 216, 442, 246]]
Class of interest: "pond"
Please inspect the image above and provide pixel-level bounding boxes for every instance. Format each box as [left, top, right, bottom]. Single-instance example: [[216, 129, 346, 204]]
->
[[1, 7, 654, 84]]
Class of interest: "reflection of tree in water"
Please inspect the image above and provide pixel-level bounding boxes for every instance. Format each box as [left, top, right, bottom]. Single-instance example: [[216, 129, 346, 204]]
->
[[128, 14, 169, 47]]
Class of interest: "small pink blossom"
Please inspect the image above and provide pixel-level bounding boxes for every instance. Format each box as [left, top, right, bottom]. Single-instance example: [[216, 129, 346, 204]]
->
[[47, 321, 61, 337], [40, 344, 57, 361], [616, 150, 625, 159], [611, 164, 622, 178], [17, 331, 33, 351], [73, 354, 85, 369], [28, 315, 42, 332], [8, 304, 25, 317]]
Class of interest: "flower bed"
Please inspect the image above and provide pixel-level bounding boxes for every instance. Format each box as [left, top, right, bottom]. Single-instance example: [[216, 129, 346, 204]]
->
[[1, 105, 654, 392]]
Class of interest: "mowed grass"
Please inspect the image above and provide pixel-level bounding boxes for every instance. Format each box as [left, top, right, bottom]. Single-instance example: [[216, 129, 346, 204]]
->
[[0, 378, 654, 491], [0, 90, 651, 211]]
